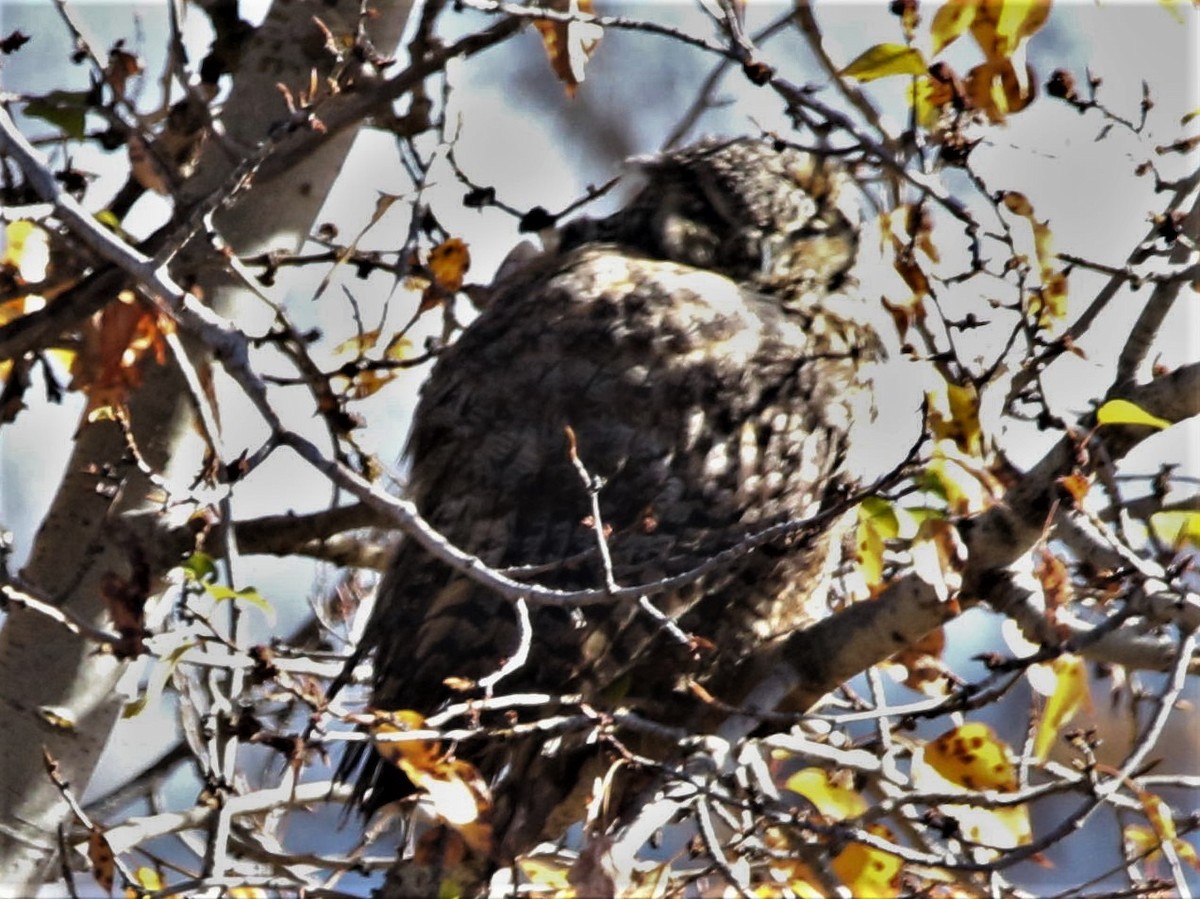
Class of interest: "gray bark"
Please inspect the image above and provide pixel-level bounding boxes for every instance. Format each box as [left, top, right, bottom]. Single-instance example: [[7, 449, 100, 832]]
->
[[0, 1, 412, 891]]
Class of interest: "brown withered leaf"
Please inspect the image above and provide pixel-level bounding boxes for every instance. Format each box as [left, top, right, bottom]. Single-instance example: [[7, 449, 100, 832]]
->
[[533, 0, 603, 97], [1033, 547, 1072, 612], [71, 290, 173, 421], [89, 825, 117, 895], [105, 42, 143, 98], [1056, 470, 1090, 507]]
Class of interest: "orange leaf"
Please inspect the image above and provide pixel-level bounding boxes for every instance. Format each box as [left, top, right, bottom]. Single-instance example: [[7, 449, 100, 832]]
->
[[428, 238, 471, 293], [2, 219, 50, 282]]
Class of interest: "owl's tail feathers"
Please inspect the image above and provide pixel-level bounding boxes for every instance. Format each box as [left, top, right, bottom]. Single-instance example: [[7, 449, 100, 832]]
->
[[326, 638, 423, 824]]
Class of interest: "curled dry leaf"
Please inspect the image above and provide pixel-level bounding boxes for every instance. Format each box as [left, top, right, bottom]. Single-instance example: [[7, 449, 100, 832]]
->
[[533, 0, 603, 97]]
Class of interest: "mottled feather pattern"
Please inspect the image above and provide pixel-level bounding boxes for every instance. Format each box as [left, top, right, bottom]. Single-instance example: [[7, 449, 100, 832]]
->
[[347, 137, 882, 858]]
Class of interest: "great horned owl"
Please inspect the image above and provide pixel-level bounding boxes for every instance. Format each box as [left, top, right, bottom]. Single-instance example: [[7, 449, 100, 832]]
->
[[345, 137, 881, 866]]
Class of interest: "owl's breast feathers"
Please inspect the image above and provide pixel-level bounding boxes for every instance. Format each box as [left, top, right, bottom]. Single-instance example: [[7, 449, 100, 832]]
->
[[367, 246, 882, 735]]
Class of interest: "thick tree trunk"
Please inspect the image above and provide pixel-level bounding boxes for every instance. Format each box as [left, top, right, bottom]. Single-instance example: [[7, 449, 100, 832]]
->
[[0, 1, 412, 892]]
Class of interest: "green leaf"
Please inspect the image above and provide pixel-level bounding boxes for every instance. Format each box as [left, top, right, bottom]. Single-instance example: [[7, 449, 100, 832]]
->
[[841, 43, 928, 82], [24, 90, 92, 140], [1095, 399, 1171, 430], [181, 551, 219, 583], [205, 582, 276, 624], [859, 495, 901, 538]]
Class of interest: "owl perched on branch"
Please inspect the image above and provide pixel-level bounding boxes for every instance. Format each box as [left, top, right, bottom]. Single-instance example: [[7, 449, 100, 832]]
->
[[342, 137, 883, 872]]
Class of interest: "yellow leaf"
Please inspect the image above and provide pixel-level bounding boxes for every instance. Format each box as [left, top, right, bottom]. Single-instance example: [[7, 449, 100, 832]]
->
[[1150, 510, 1200, 548], [334, 328, 382, 356], [385, 333, 414, 361], [930, 0, 978, 55], [925, 722, 1017, 792], [518, 857, 574, 893], [38, 706, 78, 731], [124, 866, 163, 899], [784, 768, 868, 820], [928, 381, 983, 457], [2, 219, 51, 282], [966, 803, 1033, 849], [969, 0, 1052, 62], [921, 451, 989, 514], [909, 518, 966, 607], [1095, 399, 1171, 430], [856, 497, 900, 587], [1125, 823, 1159, 857], [841, 43, 928, 82], [416, 763, 486, 828], [372, 710, 441, 769], [1030, 272, 1069, 328], [204, 583, 276, 625], [831, 824, 903, 898], [913, 736, 1032, 851], [906, 72, 960, 129], [1139, 790, 1178, 843], [1125, 822, 1200, 871], [856, 518, 886, 587], [1127, 789, 1200, 870], [1030, 218, 1055, 276], [1032, 653, 1090, 761], [998, 193, 1068, 325], [349, 368, 398, 399]]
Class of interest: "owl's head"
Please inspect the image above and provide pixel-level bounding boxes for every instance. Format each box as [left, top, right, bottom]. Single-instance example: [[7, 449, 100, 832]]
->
[[559, 137, 859, 299]]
